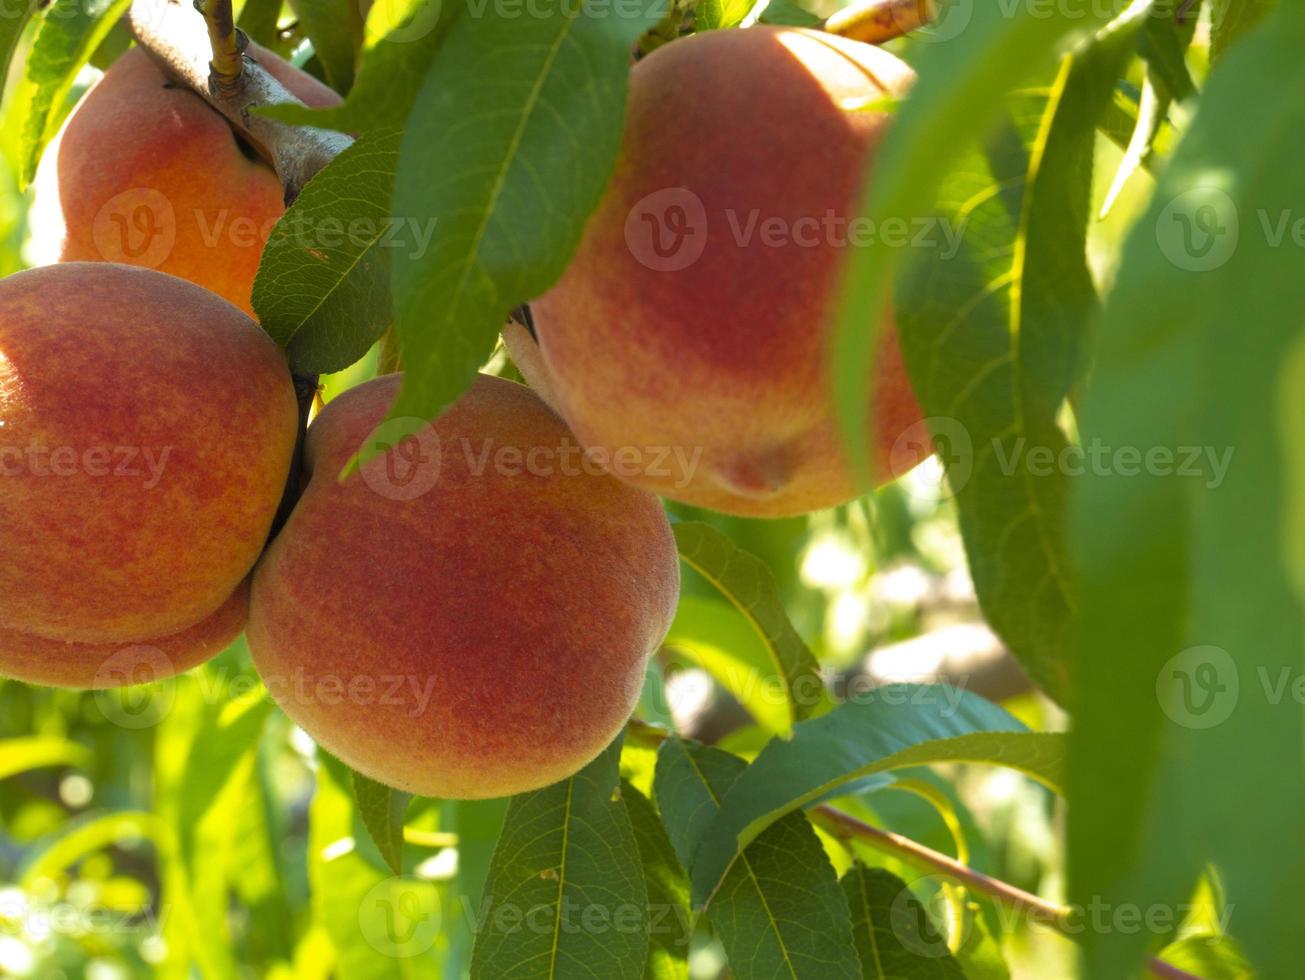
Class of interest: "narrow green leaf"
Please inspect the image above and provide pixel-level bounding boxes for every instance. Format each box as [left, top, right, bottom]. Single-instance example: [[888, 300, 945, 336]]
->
[[894, 7, 1146, 701], [261, 0, 458, 132], [15, 0, 132, 187], [383, 0, 665, 448], [673, 522, 826, 728], [1210, 0, 1276, 62], [252, 129, 398, 373], [697, 0, 752, 30], [623, 780, 691, 980], [758, 0, 822, 27], [470, 736, 648, 980], [831, 0, 1124, 487], [689, 689, 1055, 907], [841, 866, 966, 980], [0, 736, 91, 780], [287, 0, 363, 92], [654, 738, 861, 980], [0, 0, 40, 107], [1069, 5, 1305, 978], [353, 771, 412, 876], [19, 811, 160, 887]]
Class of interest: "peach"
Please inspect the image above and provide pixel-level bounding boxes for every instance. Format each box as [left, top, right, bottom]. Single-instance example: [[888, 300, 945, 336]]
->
[[247, 374, 679, 798], [0, 264, 299, 687], [30, 45, 340, 316], [510, 26, 929, 518]]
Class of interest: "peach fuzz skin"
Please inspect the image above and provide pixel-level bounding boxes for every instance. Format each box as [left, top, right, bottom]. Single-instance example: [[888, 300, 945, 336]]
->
[[515, 26, 930, 518], [248, 374, 680, 799], [31, 45, 340, 316], [0, 264, 299, 687]]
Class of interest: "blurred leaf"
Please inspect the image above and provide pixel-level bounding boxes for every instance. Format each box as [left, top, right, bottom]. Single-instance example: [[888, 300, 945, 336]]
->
[[230, 745, 296, 969], [688, 688, 1055, 906], [673, 522, 826, 729], [442, 797, 510, 978], [311, 753, 441, 978], [654, 738, 861, 978], [895, 8, 1147, 701], [0, 736, 91, 780], [697, 0, 751, 30], [237, 0, 289, 52], [758, 0, 822, 27], [380, 0, 664, 456], [1069, 5, 1305, 978], [840, 866, 966, 979], [0, 0, 39, 107], [253, 129, 397, 374], [288, 0, 363, 92], [14, 0, 132, 187], [470, 735, 648, 979], [623, 780, 691, 980], [1210, 0, 1276, 62], [353, 771, 411, 876], [260, 0, 458, 132], [831, 0, 1122, 488], [18, 811, 160, 887]]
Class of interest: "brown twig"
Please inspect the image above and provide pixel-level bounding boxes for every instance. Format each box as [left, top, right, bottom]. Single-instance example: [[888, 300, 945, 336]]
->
[[822, 0, 938, 45], [128, 0, 351, 203], [626, 720, 1202, 980]]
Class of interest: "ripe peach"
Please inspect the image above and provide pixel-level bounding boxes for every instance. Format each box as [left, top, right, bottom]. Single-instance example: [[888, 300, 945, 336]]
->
[[0, 264, 298, 687], [510, 26, 929, 517], [247, 374, 679, 798], [30, 45, 340, 316]]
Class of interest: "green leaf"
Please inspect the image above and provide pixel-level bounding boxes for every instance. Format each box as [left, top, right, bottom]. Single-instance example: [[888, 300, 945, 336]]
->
[[310, 753, 442, 977], [470, 736, 648, 980], [0, 0, 40, 108], [19, 811, 160, 887], [841, 866, 966, 979], [353, 771, 412, 876], [0, 736, 91, 780], [253, 129, 399, 373], [15, 0, 133, 187], [288, 0, 363, 92], [623, 780, 691, 980], [654, 738, 861, 980], [382, 0, 665, 448], [1157, 936, 1251, 980], [830, 0, 1124, 488], [673, 522, 826, 729], [1210, 0, 1277, 62], [261, 0, 458, 132], [697, 0, 752, 30], [237, 0, 289, 53], [444, 797, 511, 978], [758, 0, 822, 27], [894, 8, 1147, 701], [688, 688, 1056, 906], [1069, 5, 1305, 978]]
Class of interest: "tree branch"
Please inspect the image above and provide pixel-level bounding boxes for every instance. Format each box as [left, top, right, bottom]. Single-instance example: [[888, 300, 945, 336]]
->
[[625, 720, 1202, 980], [128, 0, 351, 203]]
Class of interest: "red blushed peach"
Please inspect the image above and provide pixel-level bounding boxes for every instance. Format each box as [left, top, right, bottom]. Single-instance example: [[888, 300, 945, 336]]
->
[[30, 45, 340, 316], [510, 26, 930, 518], [247, 374, 680, 799], [0, 264, 298, 687]]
